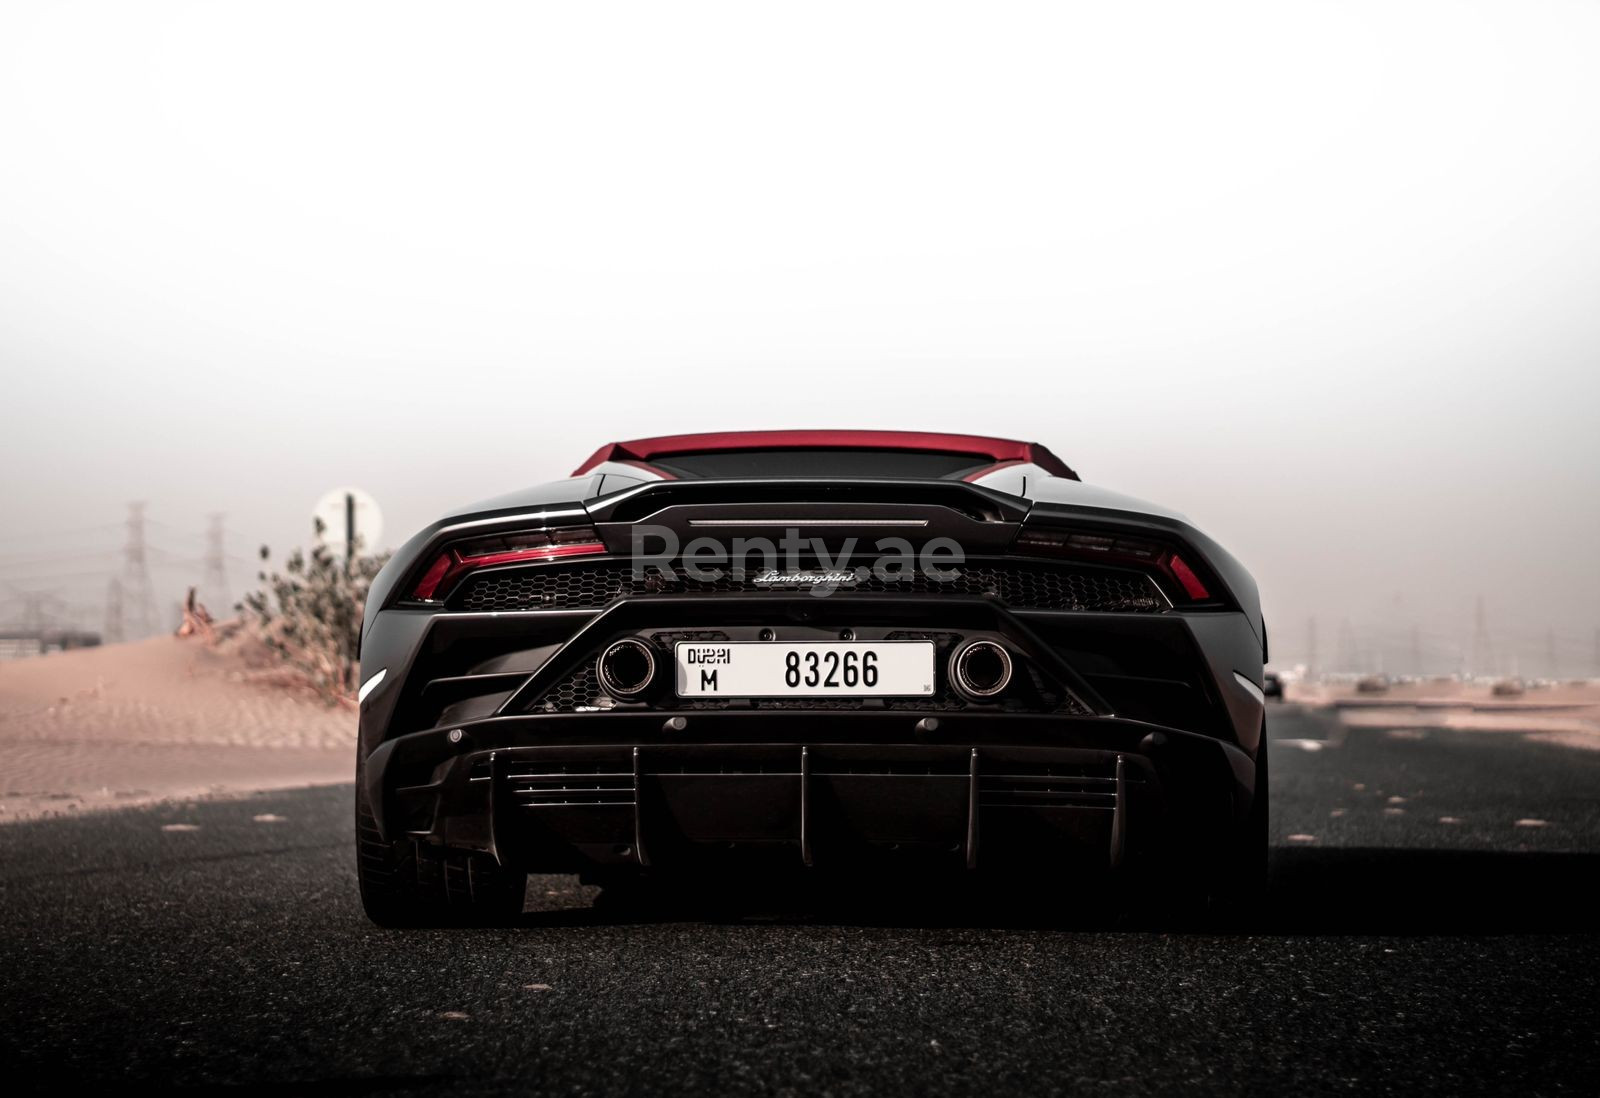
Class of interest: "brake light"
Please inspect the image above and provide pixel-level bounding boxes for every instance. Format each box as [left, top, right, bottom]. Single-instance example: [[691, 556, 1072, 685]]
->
[[1012, 528, 1213, 602], [411, 526, 607, 600], [412, 552, 454, 600], [1166, 553, 1210, 600]]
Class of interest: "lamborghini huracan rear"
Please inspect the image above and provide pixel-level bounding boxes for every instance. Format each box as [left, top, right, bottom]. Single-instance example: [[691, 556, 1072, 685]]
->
[[354, 431, 1269, 925]]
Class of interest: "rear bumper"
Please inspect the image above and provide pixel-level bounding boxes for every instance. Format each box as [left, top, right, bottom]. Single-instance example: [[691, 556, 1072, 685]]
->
[[364, 712, 1256, 875]]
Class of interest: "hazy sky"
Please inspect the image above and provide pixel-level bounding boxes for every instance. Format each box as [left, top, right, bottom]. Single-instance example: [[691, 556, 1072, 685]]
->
[[2, 1, 1597, 674]]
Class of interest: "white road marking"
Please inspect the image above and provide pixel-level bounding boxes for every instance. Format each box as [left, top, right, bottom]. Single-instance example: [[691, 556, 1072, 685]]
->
[[1514, 818, 1550, 828], [160, 823, 200, 832]]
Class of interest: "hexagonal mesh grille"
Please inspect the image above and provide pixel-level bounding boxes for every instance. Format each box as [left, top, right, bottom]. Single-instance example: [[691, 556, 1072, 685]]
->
[[455, 561, 1165, 613], [541, 664, 603, 712]]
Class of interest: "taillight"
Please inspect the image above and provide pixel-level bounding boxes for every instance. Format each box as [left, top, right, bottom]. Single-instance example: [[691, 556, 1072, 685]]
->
[[411, 526, 606, 601], [1165, 553, 1210, 601], [1012, 528, 1214, 603]]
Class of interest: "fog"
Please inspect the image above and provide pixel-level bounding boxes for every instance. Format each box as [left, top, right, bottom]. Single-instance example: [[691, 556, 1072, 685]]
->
[[2, 1, 1597, 674]]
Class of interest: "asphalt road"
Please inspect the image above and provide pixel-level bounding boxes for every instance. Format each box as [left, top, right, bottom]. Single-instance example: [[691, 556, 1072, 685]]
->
[[2, 706, 1598, 1096]]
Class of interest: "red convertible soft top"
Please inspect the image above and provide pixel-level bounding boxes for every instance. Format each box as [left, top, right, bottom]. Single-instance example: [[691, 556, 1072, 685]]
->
[[573, 430, 1078, 480]]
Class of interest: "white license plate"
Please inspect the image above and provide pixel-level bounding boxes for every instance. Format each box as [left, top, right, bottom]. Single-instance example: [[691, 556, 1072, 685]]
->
[[674, 640, 935, 698]]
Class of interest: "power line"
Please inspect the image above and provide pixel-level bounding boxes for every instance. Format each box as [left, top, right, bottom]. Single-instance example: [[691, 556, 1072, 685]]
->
[[0, 548, 123, 565], [105, 577, 124, 644], [1470, 594, 1494, 679], [120, 503, 157, 640], [202, 513, 229, 612], [0, 522, 124, 546], [1334, 618, 1355, 674], [0, 584, 68, 631]]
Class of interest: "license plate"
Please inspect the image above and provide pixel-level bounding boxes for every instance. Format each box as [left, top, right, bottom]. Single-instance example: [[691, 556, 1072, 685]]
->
[[674, 640, 935, 698]]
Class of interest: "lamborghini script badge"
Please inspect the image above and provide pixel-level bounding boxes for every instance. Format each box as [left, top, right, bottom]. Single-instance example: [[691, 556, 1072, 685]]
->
[[750, 569, 860, 587]]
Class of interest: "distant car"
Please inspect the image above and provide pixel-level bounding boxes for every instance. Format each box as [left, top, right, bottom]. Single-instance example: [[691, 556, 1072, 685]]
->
[[1262, 672, 1284, 700], [1356, 675, 1391, 694], [353, 431, 1270, 925]]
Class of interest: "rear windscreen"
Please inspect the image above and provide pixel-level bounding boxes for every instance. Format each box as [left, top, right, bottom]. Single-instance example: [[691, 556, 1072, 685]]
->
[[650, 448, 993, 480]]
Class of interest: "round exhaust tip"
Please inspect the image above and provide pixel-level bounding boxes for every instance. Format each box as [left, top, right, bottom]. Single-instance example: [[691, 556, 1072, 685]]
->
[[950, 639, 1014, 700], [597, 638, 656, 698]]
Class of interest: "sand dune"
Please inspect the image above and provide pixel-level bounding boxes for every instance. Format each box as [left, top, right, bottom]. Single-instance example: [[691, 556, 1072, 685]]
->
[[0, 636, 353, 822]]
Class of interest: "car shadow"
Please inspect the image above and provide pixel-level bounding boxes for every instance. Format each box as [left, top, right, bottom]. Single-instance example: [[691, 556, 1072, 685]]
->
[[514, 847, 1600, 935]]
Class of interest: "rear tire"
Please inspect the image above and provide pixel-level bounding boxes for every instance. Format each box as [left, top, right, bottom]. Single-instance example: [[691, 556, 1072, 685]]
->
[[355, 759, 526, 927], [1207, 729, 1269, 925]]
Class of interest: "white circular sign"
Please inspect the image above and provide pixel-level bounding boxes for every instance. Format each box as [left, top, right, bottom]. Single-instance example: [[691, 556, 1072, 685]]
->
[[313, 487, 383, 557]]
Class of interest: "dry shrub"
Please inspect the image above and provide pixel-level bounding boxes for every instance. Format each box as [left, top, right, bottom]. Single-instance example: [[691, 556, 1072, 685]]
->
[[240, 526, 390, 704]]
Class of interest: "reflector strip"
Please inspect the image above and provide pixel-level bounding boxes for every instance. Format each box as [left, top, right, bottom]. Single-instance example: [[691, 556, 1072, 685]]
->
[[1233, 671, 1265, 705]]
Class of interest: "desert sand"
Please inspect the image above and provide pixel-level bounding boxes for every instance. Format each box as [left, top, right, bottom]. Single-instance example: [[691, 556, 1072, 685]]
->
[[0, 636, 354, 822], [1288, 678, 1600, 748]]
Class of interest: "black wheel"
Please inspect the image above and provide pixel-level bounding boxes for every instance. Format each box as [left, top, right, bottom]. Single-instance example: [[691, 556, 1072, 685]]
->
[[1208, 729, 1269, 923], [355, 760, 526, 927]]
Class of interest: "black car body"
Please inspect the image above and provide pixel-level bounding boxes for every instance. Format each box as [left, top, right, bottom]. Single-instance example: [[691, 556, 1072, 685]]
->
[[356, 431, 1269, 924]]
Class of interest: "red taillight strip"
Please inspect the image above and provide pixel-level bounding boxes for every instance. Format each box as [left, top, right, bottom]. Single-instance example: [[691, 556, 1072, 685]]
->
[[1165, 553, 1211, 601], [458, 542, 608, 569], [412, 552, 455, 600], [411, 540, 606, 601], [1011, 527, 1217, 604]]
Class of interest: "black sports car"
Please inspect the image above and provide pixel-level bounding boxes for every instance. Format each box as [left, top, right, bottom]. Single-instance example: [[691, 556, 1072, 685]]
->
[[355, 431, 1269, 924]]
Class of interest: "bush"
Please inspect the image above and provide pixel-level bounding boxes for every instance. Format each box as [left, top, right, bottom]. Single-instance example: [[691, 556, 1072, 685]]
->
[[241, 525, 389, 702]]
